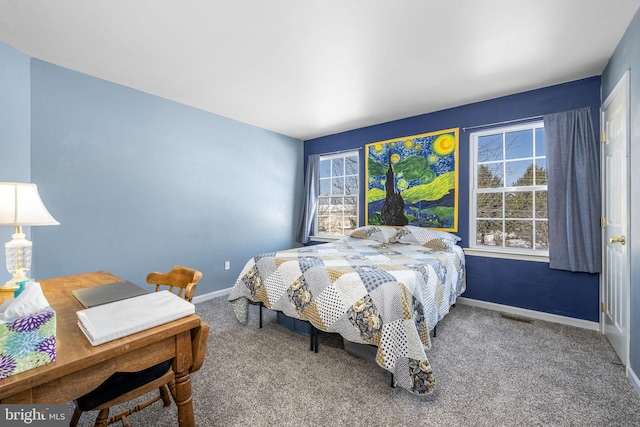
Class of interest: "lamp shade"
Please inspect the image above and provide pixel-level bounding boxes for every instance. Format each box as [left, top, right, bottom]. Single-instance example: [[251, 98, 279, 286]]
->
[[0, 182, 59, 226]]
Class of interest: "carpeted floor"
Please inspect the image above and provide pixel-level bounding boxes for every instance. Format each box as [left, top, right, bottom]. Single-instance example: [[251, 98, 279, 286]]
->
[[71, 296, 640, 427]]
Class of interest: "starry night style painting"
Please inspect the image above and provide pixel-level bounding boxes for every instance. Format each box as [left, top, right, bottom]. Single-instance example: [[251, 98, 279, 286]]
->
[[365, 128, 459, 231]]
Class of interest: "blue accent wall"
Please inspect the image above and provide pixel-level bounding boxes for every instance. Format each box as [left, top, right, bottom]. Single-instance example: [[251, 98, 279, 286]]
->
[[3, 51, 303, 294], [602, 7, 640, 386], [305, 77, 601, 322]]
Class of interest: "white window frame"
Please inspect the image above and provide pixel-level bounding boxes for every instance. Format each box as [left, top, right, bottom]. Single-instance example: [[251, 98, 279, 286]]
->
[[312, 150, 359, 241], [466, 121, 549, 262]]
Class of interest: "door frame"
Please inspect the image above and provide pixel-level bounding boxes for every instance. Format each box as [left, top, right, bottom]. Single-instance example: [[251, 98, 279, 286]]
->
[[600, 69, 631, 368]]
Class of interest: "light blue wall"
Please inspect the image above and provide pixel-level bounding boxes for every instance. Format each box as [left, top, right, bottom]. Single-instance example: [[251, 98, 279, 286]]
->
[[0, 42, 32, 273], [23, 58, 303, 294], [601, 8, 640, 384], [0, 43, 30, 177]]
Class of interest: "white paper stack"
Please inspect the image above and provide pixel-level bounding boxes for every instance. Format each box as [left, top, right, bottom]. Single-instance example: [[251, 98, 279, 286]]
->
[[76, 290, 195, 346]]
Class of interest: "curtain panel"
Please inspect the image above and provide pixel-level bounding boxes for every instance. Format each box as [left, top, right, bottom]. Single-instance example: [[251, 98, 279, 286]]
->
[[544, 107, 601, 273], [295, 154, 320, 244]]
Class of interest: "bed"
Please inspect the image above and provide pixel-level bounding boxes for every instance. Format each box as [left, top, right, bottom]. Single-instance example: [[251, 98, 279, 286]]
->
[[228, 225, 466, 395]]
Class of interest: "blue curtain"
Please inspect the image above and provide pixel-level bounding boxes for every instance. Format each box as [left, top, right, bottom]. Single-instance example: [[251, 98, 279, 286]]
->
[[295, 154, 320, 244], [544, 107, 601, 273]]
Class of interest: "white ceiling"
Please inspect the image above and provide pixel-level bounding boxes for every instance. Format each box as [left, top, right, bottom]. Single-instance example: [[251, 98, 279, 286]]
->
[[1, 1, 639, 141]]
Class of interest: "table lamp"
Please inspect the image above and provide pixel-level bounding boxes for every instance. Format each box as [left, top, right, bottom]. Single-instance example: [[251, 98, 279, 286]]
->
[[0, 182, 59, 292]]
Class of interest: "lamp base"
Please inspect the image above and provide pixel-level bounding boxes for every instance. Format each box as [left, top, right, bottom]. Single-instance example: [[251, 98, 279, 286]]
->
[[0, 279, 20, 292], [0, 270, 30, 292], [4, 231, 32, 292]]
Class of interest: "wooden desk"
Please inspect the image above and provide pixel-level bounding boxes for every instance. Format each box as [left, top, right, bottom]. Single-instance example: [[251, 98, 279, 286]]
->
[[0, 271, 204, 427]]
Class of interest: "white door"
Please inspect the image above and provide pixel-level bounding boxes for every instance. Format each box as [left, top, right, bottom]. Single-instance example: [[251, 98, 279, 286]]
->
[[601, 71, 630, 367]]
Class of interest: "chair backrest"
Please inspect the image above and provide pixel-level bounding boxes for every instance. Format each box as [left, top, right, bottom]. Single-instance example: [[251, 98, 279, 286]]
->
[[146, 265, 202, 302]]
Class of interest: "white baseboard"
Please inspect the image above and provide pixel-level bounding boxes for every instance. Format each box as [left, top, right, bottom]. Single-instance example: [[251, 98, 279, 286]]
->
[[628, 366, 640, 396], [456, 297, 600, 331], [193, 287, 232, 304]]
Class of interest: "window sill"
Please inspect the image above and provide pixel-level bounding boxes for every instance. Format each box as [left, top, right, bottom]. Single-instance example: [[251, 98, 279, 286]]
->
[[463, 247, 549, 263], [309, 235, 342, 243]]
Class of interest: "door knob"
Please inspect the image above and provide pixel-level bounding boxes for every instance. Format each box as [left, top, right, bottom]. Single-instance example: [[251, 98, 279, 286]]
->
[[610, 236, 626, 245]]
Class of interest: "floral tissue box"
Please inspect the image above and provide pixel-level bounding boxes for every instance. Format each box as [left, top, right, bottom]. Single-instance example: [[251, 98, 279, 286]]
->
[[0, 307, 56, 379]]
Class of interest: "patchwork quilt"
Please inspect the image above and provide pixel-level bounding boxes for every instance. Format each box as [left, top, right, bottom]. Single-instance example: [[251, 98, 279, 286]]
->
[[228, 236, 466, 394]]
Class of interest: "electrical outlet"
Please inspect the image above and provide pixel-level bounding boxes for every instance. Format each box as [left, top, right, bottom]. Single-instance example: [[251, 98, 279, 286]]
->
[[224, 261, 230, 270]]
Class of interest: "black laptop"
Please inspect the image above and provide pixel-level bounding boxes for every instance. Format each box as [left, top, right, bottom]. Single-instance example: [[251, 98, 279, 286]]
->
[[72, 280, 149, 308]]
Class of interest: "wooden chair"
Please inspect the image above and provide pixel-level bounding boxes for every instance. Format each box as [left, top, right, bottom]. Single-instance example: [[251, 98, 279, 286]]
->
[[146, 265, 202, 303], [70, 266, 204, 427]]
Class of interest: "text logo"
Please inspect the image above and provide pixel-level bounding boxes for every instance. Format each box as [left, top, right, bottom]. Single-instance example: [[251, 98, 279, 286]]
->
[[1, 405, 67, 426]]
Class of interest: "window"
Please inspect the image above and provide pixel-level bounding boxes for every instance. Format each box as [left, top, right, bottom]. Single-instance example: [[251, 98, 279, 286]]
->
[[469, 122, 548, 257], [315, 151, 359, 237]]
